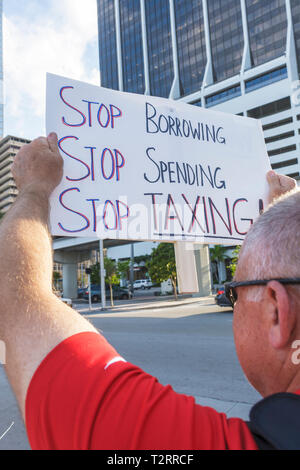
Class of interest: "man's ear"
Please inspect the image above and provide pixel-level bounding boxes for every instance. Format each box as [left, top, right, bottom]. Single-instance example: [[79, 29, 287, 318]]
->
[[266, 281, 296, 349]]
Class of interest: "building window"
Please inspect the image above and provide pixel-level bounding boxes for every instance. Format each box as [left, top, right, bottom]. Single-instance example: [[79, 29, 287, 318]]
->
[[145, 0, 174, 98], [265, 130, 295, 144], [291, 0, 300, 79], [174, 0, 206, 96], [246, 0, 287, 67], [268, 144, 296, 157], [120, 0, 145, 94], [208, 0, 244, 82], [245, 66, 288, 93], [205, 85, 241, 107], [247, 97, 291, 119], [190, 99, 202, 107], [262, 117, 293, 131], [97, 0, 119, 90], [271, 158, 298, 170]]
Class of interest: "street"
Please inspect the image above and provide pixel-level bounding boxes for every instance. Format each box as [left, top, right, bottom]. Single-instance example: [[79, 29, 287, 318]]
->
[[0, 297, 261, 450]]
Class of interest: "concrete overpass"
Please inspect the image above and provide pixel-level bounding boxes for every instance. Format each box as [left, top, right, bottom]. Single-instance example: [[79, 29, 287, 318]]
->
[[53, 237, 212, 299]]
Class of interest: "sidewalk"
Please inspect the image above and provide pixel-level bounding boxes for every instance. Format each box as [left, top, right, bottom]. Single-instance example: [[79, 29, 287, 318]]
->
[[75, 294, 228, 316]]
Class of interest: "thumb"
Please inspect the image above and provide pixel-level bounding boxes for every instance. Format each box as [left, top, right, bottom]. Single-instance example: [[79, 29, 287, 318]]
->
[[278, 173, 297, 193], [267, 170, 281, 194], [47, 132, 59, 153]]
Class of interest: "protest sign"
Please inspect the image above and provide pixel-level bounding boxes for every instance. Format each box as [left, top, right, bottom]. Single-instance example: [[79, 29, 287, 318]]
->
[[46, 73, 271, 245]]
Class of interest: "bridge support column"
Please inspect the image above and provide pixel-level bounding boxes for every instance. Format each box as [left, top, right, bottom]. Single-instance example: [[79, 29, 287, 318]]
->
[[62, 262, 78, 299], [175, 242, 212, 297], [54, 250, 90, 299]]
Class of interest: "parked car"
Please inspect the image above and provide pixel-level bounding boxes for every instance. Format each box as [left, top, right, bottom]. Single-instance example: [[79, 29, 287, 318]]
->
[[53, 289, 73, 308], [61, 298, 73, 308], [133, 279, 153, 290], [77, 287, 87, 299], [214, 287, 232, 308], [83, 285, 132, 303]]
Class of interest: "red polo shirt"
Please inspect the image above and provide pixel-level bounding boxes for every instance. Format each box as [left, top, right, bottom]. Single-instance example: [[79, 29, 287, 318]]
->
[[25, 332, 258, 450]]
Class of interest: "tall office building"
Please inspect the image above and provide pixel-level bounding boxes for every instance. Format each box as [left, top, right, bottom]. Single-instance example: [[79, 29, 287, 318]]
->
[[97, 0, 300, 179], [0, 0, 3, 138], [0, 136, 30, 214]]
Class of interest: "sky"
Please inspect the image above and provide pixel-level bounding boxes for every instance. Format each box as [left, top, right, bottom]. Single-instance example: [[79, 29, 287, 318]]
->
[[3, 0, 100, 139]]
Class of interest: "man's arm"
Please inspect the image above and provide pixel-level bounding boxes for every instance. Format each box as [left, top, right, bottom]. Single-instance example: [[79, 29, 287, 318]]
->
[[0, 134, 97, 419], [0, 136, 297, 424]]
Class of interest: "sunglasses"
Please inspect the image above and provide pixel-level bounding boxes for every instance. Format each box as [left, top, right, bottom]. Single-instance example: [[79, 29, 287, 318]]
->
[[224, 278, 300, 308]]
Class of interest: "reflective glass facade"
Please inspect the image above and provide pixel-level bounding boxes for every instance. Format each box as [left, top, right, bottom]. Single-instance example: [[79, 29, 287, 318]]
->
[[119, 0, 145, 94], [97, 0, 119, 90], [174, 0, 206, 96], [246, 0, 287, 67], [291, 0, 300, 78], [206, 85, 241, 107], [208, 0, 244, 82], [0, 0, 3, 137], [96, 1, 300, 101], [145, 0, 173, 98], [245, 66, 288, 93]]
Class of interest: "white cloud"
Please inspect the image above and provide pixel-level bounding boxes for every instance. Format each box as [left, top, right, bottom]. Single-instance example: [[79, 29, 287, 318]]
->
[[3, 0, 100, 139]]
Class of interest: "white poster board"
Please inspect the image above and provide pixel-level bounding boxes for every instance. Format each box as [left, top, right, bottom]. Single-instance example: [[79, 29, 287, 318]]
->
[[46, 73, 271, 245]]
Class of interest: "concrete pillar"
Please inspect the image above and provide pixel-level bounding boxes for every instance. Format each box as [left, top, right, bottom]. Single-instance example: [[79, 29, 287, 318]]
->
[[169, 0, 181, 99], [62, 262, 78, 299], [54, 250, 91, 300], [202, 0, 214, 89], [193, 244, 212, 297], [114, 0, 123, 91], [174, 242, 199, 294], [140, 0, 150, 95], [175, 242, 212, 297]]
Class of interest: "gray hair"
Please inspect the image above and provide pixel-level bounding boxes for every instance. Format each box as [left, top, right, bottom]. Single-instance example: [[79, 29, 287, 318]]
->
[[236, 187, 300, 301]]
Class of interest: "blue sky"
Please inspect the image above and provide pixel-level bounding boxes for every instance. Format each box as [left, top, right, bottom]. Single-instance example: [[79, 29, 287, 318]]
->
[[3, 0, 100, 139]]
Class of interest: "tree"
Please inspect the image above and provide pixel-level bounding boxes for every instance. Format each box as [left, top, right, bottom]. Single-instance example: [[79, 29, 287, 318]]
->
[[104, 258, 120, 307], [90, 262, 100, 285], [147, 243, 178, 300], [90, 260, 120, 306], [53, 271, 61, 291], [209, 245, 229, 284], [229, 246, 241, 278], [117, 260, 130, 284], [53, 271, 61, 282]]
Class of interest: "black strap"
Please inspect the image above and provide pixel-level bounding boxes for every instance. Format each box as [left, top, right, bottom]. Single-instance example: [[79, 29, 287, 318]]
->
[[247, 393, 300, 450]]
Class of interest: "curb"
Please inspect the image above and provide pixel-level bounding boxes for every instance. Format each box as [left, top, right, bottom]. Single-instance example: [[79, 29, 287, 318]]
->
[[76, 296, 219, 315]]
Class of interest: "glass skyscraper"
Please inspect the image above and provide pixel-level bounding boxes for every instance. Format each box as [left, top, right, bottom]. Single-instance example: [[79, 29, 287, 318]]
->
[[97, 0, 300, 179], [0, 0, 3, 138]]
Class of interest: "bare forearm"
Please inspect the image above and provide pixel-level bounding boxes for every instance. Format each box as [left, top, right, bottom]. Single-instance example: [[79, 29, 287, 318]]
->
[[0, 135, 98, 419], [0, 189, 97, 416], [0, 188, 53, 302]]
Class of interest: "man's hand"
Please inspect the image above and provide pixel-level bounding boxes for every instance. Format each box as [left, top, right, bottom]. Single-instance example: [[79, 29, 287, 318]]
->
[[12, 133, 63, 197], [267, 170, 297, 204]]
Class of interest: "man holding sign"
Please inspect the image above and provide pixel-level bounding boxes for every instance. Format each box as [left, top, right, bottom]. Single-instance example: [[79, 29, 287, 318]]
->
[[47, 74, 272, 244], [0, 132, 299, 450]]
